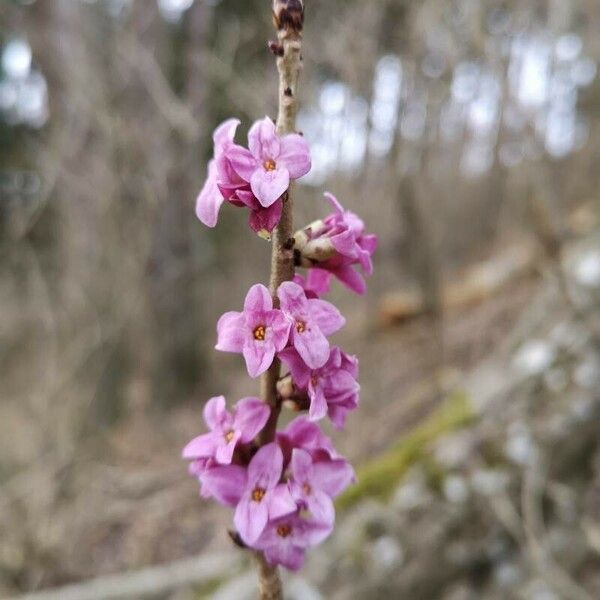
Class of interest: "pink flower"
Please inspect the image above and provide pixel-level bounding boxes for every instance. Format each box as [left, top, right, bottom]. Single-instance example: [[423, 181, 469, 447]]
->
[[277, 281, 345, 370], [277, 416, 340, 462], [254, 512, 332, 571], [182, 396, 269, 465], [288, 449, 353, 526], [196, 119, 241, 228], [195, 119, 285, 237], [216, 284, 291, 378], [279, 346, 359, 427], [234, 443, 296, 545], [227, 117, 311, 207], [295, 192, 378, 295]]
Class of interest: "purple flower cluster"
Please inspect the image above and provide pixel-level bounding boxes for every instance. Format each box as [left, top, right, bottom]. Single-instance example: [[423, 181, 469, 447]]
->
[[293, 192, 378, 295], [185, 117, 376, 571], [196, 117, 311, 238], [185, 411, 353, 570]]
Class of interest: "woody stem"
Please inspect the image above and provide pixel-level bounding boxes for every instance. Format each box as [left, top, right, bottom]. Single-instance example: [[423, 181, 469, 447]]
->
[[255, 2, 305, 599]]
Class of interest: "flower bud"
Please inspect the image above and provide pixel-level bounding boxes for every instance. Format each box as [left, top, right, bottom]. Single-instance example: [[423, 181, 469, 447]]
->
[[272, 0, 304, 34]]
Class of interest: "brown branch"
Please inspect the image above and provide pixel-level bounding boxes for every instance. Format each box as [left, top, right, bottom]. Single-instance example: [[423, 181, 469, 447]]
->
[[254, 2, 304, 598]]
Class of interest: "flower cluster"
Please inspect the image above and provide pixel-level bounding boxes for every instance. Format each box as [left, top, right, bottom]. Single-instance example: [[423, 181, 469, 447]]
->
[[185, 117, 376, 571], [196, 117, 311, 238]]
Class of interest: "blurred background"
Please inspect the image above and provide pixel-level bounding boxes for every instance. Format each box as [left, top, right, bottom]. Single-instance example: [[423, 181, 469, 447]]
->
[[1, 0, 599, 598]]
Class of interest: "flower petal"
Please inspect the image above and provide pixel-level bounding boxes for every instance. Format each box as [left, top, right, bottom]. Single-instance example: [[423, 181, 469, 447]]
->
[[248, 116, 280, 161], [330, 229, 358, 258], [268, 484, 297, 520], [330, 265, 366, 295], [264, 543, 305, 571], [293, 325, 330, 369], [307, 299, 345, 335], [278, 347, 311, 388], [327, 404, 350, 430], [243, 340, 275, 378], [248, 442, 283, 490], [323, 192, 344, 214], [201, 464, 246, 507], [182, 432, 218, 460], [203, 395, 227, 430], [213, 118, 240, 151], [265, 310, 292, 351], [234, 397, 270, 442], [215, 430, 241, 464], [248, 199, 283, 235], [305, 268, 332, 297], [215, 311, 246, 352], [278, 134, 311, 179], [244, 284, 273, 314], [251, 167, 289, 208], [226, 144, 257, 181], [301, 518, 333, 547], [290, 448, 313, 482], [195, 160, 225, 228], [277, 281, 308, 316], [308, 383, 328, 421], [312, 459, 355, 497], [307, 490, 335, 526], [234, 496, 269, 544]]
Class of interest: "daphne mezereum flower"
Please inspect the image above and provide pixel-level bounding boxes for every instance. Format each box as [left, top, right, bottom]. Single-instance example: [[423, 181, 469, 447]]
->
[[254, 511, 332, 571], [277, 281, 345, 370], [226, 117, 311, 208], [234, 443, 296, 545], [279, 346, 359, 427], [277, 416, 340, 462], [288, 448, 353, 526], [195, 119, 284, 237], [182, 396, 269, 465], [294, 192, 378, 295], [216, 284, 291, 378]]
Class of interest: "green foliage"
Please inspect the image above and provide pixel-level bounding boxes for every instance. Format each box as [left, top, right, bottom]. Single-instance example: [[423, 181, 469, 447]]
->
[[337, 391, 475, 510]]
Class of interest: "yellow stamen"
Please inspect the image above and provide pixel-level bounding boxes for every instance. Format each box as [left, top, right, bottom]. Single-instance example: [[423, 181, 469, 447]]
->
[[263, 159, 277, 171], [253, 325, 266, 341], [295, 321, 306, 333], [224, 430, 235, 443], [276, 524, 292, 538], [252, 487, 266, 502]]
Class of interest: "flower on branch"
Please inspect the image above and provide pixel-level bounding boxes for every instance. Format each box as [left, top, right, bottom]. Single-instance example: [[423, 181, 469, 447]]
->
[[254, 512, 329, 571], [216, 284, 291, 378], [227, 116, 311, 208], [294, 192, 378, 295], [196, 117, 309, 237], [234, 443, 297, 545], [182, 395, 269, 465], [277, 281, 345, 369], [279, 346, 359, 428]]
